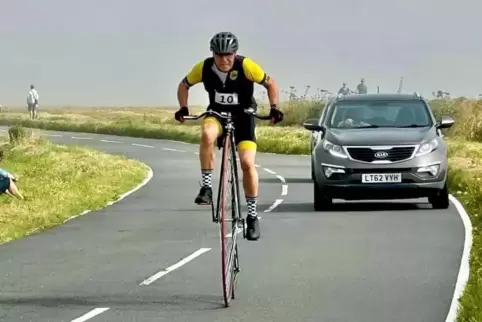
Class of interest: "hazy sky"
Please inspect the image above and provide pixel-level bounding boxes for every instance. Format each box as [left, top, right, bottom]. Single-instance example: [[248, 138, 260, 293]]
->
[[1, 0, 481, 106]]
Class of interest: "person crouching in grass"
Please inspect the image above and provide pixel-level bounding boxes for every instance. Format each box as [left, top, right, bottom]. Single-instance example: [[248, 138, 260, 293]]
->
[[0, 168, 24, 199]]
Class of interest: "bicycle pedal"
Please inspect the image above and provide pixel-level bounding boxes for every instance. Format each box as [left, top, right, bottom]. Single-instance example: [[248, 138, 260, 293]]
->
[[236, 219, 244, 229], [241, 218, 247, 239]]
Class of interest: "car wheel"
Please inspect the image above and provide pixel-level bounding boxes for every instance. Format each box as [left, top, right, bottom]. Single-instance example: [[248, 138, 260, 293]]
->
[[429, 183, 449, 209], [314, 181, 332, 211]]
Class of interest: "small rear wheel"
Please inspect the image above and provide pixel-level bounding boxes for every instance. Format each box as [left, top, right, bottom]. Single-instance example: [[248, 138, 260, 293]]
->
[[429, 183, 449, 209], [314, 181, 332, 211]]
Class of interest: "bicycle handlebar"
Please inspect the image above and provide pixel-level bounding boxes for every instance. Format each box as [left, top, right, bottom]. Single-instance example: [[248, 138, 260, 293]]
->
[[182, 108, 272, 121]]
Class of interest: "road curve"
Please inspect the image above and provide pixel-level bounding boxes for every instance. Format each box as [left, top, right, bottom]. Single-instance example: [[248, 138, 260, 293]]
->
[[0, 127, 467, 322]]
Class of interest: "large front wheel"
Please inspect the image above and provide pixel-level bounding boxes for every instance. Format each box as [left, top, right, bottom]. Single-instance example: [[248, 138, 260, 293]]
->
[[218, 136, 237, 307]]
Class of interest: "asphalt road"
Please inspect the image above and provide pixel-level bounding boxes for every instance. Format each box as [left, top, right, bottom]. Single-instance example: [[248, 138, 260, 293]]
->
[[0, 127, 467, 322]]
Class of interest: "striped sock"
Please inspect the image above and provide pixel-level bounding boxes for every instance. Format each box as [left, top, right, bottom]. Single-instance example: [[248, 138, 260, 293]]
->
[[246, 196, 258, 217], [201, 169, 213, 188]]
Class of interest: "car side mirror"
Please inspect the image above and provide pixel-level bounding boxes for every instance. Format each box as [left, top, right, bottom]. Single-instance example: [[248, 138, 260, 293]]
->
[[303, 118, 324, 132], [436, 115, 455, 129]]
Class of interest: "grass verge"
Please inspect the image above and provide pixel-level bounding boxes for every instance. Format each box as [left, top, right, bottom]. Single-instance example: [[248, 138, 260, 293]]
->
[[446, 141, 482, 322], [0, 103, 481, 320], [0, 133, 149, 244]]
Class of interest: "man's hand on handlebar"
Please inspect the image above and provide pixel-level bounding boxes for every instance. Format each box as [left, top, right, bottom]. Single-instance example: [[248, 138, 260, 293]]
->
[[269, 105, 284, 124], [174, 106, 189, 122]]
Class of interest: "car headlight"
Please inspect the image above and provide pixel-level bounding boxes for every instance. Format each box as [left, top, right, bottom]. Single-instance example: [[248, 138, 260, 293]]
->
[[322, 140, 348, 159], [415, 138, 439, 156]]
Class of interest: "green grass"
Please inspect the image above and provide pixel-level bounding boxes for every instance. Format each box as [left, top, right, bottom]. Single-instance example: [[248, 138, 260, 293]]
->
[[446, 141, 482, 322], [0, 100, 481, 321], [0, 132, 149, 244]]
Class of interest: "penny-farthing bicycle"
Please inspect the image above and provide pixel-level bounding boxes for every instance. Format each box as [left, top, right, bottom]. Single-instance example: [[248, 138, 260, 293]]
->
[[183, 108, 271, 307]]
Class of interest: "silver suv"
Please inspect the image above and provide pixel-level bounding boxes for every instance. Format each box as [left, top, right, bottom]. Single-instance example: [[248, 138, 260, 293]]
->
[[303, 93, 455, 211]]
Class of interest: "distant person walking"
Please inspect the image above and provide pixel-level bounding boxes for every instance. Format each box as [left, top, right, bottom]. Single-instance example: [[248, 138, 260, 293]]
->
[[26, 84, 39, 119], [356, 78, 367, 94]]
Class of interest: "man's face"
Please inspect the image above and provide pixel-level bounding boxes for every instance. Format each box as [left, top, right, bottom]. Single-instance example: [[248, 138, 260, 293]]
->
[[214, 53, 236, 72]]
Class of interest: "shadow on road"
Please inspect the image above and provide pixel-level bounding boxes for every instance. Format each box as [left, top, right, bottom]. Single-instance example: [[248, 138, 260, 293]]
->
[[259, 177, 312, 184], [255, 200, 430, 213], [0, 293, 225, 311]]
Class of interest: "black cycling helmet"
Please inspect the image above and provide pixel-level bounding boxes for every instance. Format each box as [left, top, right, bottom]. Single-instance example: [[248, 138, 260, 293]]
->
[[210, 32, 239, 54]]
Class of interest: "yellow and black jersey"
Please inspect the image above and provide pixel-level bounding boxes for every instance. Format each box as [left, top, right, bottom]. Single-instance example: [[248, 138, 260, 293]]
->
[[182, 55, 270, 109]]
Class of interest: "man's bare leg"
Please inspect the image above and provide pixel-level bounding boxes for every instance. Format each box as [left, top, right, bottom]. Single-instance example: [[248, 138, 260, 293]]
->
[[195, 118, 220, 205], [238, 143, 260, 241]]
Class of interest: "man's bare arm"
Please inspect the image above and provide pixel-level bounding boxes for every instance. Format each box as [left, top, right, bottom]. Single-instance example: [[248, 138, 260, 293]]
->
[[263, 76, 279, 106], [177, 81, 189, 107]]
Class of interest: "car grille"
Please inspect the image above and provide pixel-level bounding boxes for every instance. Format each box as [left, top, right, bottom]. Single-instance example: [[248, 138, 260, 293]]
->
[[346, 146, 415, 163]]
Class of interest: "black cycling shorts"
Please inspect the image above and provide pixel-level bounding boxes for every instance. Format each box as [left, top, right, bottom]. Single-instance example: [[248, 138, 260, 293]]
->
[[203, 110, 256, 151]]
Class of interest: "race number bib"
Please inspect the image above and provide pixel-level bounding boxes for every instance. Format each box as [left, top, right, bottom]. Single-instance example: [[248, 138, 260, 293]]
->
[[214, 91, 239, 105]]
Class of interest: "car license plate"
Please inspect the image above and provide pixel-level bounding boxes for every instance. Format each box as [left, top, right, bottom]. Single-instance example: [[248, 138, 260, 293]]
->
[[361, 173, 402, 183]]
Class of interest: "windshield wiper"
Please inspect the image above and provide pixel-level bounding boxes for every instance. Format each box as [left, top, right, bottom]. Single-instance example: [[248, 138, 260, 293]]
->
[[395, 124, 428, 128], [353, 125, 380, 128]]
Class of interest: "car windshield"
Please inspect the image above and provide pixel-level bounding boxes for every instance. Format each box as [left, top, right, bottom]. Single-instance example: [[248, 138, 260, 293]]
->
[[326, 100, 433, 129]]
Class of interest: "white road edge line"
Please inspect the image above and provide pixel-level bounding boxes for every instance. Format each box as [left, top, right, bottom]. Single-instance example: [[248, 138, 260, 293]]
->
[[140, 248, 212, 286], [71, 136, 92, 140], [445, 194, 474, 322], [132, 143, 154, 148], [63, 166, 154, 223], [71, 308, 110, 322]]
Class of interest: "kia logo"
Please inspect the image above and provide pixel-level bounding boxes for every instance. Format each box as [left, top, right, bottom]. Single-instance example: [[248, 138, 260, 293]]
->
[[374, 151, 389, 158]]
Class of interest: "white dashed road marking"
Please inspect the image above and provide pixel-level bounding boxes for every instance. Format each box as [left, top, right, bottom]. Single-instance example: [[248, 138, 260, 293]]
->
[[281, 184, 288, 196], [132, 143, 154, 148], [139, 248, 212, 286], [263, 168, 276, 175], [71, 136, 92, 140], [71, 308, 110, 322], [163, 147, 185, 152], [100, 139, 122, 144], [41, 134, 62, 137]]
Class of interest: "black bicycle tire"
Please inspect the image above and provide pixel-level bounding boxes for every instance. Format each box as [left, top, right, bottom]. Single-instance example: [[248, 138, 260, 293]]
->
[[218, 134, 234, 307], [229, 133, 241, 300]]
